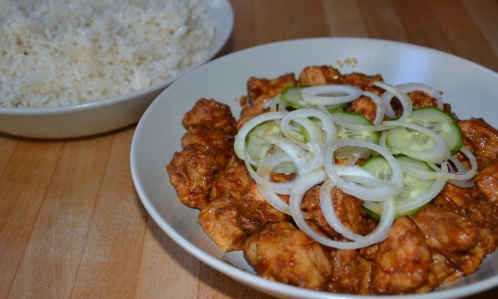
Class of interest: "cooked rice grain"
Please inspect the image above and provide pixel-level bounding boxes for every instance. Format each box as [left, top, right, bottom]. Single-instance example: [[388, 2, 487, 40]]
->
[[0, 0, 215, 107]]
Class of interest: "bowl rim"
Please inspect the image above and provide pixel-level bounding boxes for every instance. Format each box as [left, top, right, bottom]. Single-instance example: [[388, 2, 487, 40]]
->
[[0, 0, 234, 116]]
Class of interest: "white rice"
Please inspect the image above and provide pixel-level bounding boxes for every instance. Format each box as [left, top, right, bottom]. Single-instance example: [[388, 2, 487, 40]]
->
[[0, 0, 215, 108]]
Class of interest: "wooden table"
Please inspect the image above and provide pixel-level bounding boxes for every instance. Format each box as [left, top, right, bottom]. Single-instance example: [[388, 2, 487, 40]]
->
[[2, 0, 498, 298]]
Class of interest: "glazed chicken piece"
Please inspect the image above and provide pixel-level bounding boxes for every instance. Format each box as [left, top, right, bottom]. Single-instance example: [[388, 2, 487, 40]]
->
[[474, 159, 498, 205], [238, 74, 297, 129], [340, 72, 384, 94], [327, 249, 373, 295], [182, 98, 237, 135], [209, 156, 252, 201], [299, 65, 341, 86], [235, 181, 291, 234], [412, 206, 484, 276], [408, 90, 440, 108], [458, 118, 498, 160], [300, 185, 377, 240], [429, 249, 462, 284], [198, 194, 249, 252], [167, 98, 238, 209], [345, 95, 378, 123], [371, 216, 437, 295], [243, 221, 332, 290], [167, 144, 219, 209], [246, 73, 297, 105], [413, 207, 479, 256], [431, 182, 498, 256], [181, 126, 234, 169]]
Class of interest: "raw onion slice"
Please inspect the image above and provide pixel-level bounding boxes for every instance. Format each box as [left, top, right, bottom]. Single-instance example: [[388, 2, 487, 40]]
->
[[363, 91, 385, 125], [399, 146, 477, 181], [383, 120, 451, 163], [301, 84, 362, 106], [397, 83, 443, 110], [302, 140, 325, 174], [320, 179, 394, 245], [256, 183, 291, 215], [375, 81, 413, 121], [324, 140, 404, 201], [280, 108, 337, 144], [245, 151, 298, 195], [258, 135, 308, 173], [234, 111, 288, 160], [289, 168, 370, 249]]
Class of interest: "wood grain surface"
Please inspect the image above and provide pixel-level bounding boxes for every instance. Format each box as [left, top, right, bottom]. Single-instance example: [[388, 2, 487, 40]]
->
[[2, 1, 498, 298]]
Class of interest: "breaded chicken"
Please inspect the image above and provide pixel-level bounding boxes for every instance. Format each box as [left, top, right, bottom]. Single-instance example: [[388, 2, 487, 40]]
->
[[371, 216, 437, 294], [458, 118, 498, 160], [243, 221, 332, 290]]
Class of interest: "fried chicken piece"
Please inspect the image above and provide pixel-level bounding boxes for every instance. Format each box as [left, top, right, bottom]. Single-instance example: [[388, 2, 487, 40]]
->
[[166, 144, 219, 209], [327, 249, 373, 295], [181, 126, 234, 169], [235, 181, 291, 234], [430, 249, 462, 284], [371, 216, 437, 295], [182, 98, 237, 135], [237, 74, 297, 130], [299, 65, 341, 86], [458, 118, 498, 160], [209, 156, 252, 201], [345, 95, 378, 122], [246, 73, 297, 105], [474, 159, 498, 205], [413, 207, 479, 256], [198, 194, 249, 252], [243, 221, 332, 290], [408, 90, 439, 108], [300, 186, 377, 240], [340, 72, 384, 94], [413, 206, 485, 276]]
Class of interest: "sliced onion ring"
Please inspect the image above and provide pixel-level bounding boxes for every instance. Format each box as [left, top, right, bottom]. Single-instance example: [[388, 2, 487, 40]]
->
[[324, 140, 404, 201], [234, 111, 288, 160], [375, 81, 413, 121], [301, 84, 362, 106], [289, 168, 371, 249], [320, 179, 394, 245]]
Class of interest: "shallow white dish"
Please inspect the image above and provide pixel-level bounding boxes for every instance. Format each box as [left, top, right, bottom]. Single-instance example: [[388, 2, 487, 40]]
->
[[0, 0, 233, 139], [131, 38, 498, 299]]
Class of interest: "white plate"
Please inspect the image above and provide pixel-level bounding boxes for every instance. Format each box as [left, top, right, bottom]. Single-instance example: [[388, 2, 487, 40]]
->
[[131, 38, 498, 299], [0, 0, 233, 139]]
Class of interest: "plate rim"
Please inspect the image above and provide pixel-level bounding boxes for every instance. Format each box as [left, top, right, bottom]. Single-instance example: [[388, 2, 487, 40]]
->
[[131, 36, 498, 299]]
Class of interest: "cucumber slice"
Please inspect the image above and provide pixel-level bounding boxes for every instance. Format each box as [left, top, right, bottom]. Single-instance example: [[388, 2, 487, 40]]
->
[[246, 120, 281, 166], [360, 155, 436, 218], [280, 86, 350, 111], [331, 111, 380, 159], [386, 107, 462, 155], [280, 86, 312, 109], [332, 111, 380, 144]]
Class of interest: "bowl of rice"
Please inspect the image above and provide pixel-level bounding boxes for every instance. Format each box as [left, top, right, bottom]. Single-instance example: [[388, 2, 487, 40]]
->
[[0, 0, 233, 139]]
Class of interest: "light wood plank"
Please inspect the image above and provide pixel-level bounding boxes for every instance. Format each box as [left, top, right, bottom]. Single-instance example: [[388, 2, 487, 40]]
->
[[70, 128, 147, 299], [134, 219, 200, 299], [0, 141, 64, 298], [7, 135, 113, 298], [391, 0, 453, 52], [357, 0, 408, 41], [198, 263, 272, 299], [321, 0, 369, 37], [462, 0, 498, 60], [426, 0, 498, 71], [230, 0, 256, 51], [0, 135, 17, 178], [254, 0, 328, 45]]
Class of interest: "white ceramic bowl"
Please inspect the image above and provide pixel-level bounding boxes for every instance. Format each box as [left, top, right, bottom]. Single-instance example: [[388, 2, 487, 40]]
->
[[131, 38, 498, 299], [0, 0, 233, 139]]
